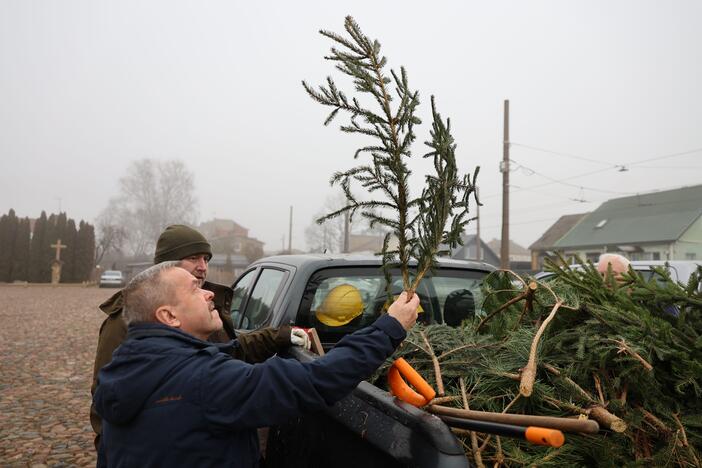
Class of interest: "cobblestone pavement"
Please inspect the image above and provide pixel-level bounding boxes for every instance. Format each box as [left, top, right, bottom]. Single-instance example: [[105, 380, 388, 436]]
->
[[1, 285, 116, 467]]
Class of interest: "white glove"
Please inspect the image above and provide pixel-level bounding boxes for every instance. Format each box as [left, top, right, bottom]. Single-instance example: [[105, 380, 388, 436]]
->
[[290, 328, 311, 350]]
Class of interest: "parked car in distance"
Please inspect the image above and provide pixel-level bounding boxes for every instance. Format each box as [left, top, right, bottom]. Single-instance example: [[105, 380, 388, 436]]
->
[[99, 270, 124, 288]]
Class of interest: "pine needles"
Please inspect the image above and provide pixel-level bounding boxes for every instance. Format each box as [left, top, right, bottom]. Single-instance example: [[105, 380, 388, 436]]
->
[[304, 16, 479, 293], [371, 262, 702, 467]]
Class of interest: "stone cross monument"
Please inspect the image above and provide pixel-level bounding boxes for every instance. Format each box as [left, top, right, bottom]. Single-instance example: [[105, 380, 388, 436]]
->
[[50, 239, 68, 284]]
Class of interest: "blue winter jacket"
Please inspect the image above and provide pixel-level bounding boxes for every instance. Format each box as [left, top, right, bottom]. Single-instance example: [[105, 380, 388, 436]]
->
[[93, 314, 406, 468]]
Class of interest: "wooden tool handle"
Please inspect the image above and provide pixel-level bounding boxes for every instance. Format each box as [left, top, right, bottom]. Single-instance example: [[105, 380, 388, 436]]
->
[[429, 404, 600, 434]]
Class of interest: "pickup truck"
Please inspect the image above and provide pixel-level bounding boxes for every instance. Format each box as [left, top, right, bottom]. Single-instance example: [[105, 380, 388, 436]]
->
[[229, 254, 495, 468]]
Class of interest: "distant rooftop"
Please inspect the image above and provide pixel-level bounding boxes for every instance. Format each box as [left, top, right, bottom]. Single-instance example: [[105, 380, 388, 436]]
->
[[555, 184, 702, 249], [529, 213, 589, 251]]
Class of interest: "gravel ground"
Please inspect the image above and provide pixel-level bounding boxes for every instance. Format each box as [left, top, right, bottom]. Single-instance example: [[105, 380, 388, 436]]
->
[[0, 285, 116, 467]]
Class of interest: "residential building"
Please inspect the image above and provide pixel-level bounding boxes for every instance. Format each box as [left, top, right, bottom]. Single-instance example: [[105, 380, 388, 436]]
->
[[548, 185, 702, 263], [445, 234, 500, 266], [198, 218, 265, 283], [529, 213, 589, 270]]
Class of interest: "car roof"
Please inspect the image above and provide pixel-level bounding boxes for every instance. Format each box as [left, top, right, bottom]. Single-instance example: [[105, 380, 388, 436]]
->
[[249, 253, 495, 272]]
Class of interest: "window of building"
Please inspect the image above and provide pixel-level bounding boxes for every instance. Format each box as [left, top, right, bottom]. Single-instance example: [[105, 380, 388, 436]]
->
[[686, 253, 697, 260], [586, 252, 600, 263]]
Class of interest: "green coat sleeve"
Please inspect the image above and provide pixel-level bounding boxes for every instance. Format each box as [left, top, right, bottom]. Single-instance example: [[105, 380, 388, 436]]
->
[[231, 325, 293, 363], [90, 300, 127, 447]]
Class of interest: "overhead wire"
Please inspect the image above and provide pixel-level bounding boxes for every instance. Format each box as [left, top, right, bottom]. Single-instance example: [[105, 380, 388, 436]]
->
[[509, 143, 615, 167], [624, 147, 702, 166], [508, 162, 633, 195], [471, 143, 702, 242], [473, 144, 701, 232]]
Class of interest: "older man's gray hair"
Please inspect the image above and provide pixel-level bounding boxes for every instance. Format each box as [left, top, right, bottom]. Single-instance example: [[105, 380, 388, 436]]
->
[[597, 253, 630, 277], [123, 261, 182, 325]]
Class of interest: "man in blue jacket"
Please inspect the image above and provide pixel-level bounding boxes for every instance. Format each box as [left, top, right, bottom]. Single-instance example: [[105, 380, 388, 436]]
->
[[93, 261, 419, 467]]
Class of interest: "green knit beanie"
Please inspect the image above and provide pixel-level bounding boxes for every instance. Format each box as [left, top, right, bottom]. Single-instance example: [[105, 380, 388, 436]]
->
[[154, 225, 212, 264]]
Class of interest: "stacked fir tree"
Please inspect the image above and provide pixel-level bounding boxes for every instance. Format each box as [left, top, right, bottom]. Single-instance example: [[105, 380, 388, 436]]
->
[[372, 261, 702, 466]]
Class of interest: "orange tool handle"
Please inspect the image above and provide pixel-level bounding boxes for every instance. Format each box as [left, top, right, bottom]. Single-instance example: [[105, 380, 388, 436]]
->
[[525, 426, 565, 448], [387, 357, 436, 407]]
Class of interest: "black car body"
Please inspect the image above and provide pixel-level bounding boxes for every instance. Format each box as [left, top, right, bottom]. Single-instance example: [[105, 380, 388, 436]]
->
[[230, 254, 494, 468]]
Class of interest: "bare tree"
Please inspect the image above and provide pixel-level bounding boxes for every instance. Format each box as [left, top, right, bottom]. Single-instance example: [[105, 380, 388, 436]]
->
[[305, 193, 347, 253], [100, 159, 198, 257], [305, 192, 386, 253], [94, 220, 127, 266]]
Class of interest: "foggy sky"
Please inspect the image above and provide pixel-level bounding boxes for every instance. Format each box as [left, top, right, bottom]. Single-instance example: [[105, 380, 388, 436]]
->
[[1, 1, 701, 254]]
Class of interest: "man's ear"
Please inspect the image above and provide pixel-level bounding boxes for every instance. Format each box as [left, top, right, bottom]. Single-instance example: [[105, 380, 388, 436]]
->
[[154, 306, 180, 328]]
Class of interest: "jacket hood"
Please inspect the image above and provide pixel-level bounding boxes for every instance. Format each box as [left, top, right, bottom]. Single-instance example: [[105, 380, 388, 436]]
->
[[93, 323, 234, 426]]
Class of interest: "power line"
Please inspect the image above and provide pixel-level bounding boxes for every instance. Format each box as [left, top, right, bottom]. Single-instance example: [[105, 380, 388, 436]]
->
[[633, 165, 702, 170], [626, 147, 702, 166], [477, 200, 595, 221], [512, 142, 702, 171], [481, 193, 702, 224], [510, 142, 616, 167], [480, 216, 563, 230], [509, 160, 635, 195]]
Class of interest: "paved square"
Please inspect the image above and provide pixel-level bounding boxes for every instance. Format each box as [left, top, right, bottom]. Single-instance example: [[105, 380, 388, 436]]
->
[[0, 285, 115, 467]]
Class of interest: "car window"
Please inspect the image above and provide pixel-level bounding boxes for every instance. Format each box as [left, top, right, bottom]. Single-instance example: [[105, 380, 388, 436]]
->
[[296, 267, 488, 344], [240, 268, 287, 330], [230, 269, 257, 328]]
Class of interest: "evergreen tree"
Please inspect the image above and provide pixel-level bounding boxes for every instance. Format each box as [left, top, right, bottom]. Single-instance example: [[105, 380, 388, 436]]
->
[[0, 210, 16, 281], [75, 221, 96, 282], [304, 17, 478, 293], [29, 211, 48, 282], [12, 217, 31, 282], [61, 219, 78, 282]]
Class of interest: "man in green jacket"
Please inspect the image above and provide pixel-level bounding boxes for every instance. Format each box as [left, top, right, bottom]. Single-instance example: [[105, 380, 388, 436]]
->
[[90, 224, 309, 449]]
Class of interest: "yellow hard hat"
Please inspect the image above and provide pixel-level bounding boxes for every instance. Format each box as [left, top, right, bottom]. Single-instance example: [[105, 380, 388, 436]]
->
[[315, 284, 364, 327]]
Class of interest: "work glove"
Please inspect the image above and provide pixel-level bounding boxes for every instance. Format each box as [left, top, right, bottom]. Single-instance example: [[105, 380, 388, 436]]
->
[[290, 327, 311, 350]]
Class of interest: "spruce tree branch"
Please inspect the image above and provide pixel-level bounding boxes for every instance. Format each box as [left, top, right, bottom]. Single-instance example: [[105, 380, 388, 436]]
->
[[541, 364, 597, 403], [672, 413, 690, 448], [459, 378, 486, 468], [519, 300, 563, 397], [476, 289, 531, 332], [610, 338, 654, 372], [420, 330, 445, 396], [593, 373, 606, 405], [635, 406, 671, 435]]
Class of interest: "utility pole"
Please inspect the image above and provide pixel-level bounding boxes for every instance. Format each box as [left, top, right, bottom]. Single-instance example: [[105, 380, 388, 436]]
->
[[500, 100, 510, 269], [343, 211, 350, 253], [475, 187, 482, 261], [288, 206, 293, 254]]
